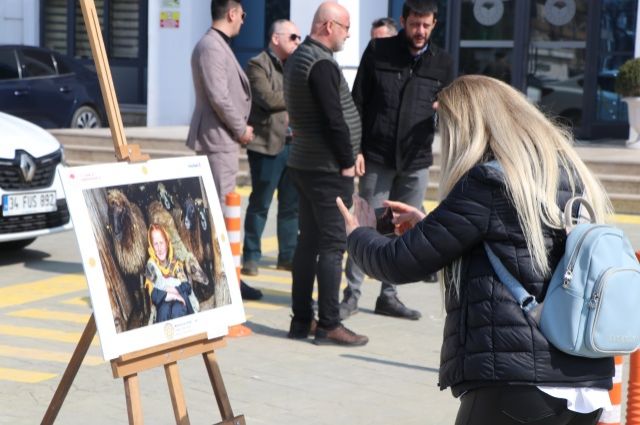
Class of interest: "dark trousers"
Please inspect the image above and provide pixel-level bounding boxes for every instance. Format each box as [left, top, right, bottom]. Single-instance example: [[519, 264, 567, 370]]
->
[[289, 168, 354, 329], [455, 386, 603, 425], [243, 147, 298, 264]]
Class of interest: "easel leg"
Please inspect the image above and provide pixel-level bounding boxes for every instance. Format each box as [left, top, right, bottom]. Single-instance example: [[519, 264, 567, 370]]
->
[[203, 351, 245, 425], [124, 374, 144, 424], [41, 314, 97, 425], [165, 362, 190, 425]]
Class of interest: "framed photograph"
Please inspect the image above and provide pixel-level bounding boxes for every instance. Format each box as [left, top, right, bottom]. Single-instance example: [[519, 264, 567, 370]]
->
[[60, 156, 245, 360]]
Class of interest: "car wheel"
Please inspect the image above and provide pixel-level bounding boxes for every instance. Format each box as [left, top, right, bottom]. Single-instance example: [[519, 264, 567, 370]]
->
[[71, 106, 102, 129], [0, 238, 36, 250]]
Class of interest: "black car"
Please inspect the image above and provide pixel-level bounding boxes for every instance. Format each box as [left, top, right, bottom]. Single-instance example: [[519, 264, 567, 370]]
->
[[0, 45, 105, 129]]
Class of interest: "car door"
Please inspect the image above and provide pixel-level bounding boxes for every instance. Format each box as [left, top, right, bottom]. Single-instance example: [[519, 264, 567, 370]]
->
[[0, 47, 33, 121], [17, 47, 76, 128]]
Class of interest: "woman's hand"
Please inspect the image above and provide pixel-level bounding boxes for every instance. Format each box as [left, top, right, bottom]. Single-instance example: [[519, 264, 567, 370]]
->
[[383, 200, 426, 235], [165, 287, 186, 305], [336, 194, 376, 236]]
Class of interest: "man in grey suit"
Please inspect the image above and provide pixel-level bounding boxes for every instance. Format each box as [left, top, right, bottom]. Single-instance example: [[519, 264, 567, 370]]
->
[[187, 0, 262, 300], [187, 0, 253, 206]]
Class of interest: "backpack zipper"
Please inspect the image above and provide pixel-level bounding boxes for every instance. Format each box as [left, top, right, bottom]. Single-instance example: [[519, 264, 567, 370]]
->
[[588, 268, 640, 353], [562, 225, 607, 289]]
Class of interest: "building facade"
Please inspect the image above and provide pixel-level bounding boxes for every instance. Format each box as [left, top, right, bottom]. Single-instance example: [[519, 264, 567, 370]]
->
[[0, 0, 638, 140]]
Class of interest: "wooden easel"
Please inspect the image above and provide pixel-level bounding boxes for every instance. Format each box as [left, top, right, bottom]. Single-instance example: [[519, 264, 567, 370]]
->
[[41, 1, 245, 424]]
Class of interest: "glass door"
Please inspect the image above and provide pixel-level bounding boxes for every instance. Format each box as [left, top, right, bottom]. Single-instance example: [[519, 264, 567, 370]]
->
[[526, 0, 589, 130], [458, 0, 515, 84], [589, 0, 637, 139]]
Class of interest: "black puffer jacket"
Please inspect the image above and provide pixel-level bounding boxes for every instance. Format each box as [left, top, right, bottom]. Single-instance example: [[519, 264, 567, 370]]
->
[[351, 32, 453, 172], [347, 163, 614, 396]]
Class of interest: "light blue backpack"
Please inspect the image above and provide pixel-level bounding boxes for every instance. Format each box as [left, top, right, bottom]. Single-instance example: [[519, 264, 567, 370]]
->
[[484, 189, 640, 358]]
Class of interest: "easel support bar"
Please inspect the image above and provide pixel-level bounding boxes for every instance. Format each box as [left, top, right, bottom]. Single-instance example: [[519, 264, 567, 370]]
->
[[111, 334, 226, 378], [41, 314, 97, 425]]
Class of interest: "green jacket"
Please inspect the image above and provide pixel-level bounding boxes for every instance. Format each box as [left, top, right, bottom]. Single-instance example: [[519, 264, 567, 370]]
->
[[246, 49, 288, 156]]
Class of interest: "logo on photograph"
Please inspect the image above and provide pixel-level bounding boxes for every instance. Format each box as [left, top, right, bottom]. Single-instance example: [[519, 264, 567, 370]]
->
[[164, 323, 175, 340]]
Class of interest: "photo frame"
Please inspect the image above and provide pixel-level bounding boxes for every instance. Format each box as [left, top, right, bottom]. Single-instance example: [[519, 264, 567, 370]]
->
[[60, 156, 245, 360]]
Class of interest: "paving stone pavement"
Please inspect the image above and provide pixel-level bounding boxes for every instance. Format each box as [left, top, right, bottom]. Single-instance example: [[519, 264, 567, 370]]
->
[[2, 188, 639, 425]]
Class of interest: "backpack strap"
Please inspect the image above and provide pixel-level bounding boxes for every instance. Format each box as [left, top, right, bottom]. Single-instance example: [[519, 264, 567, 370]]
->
[[563, 196, 596, 231], [483, 244, 539, 312]]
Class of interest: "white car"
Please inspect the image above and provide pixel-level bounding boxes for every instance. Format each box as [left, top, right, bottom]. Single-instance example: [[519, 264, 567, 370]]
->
[[0, 111, 72, 249]]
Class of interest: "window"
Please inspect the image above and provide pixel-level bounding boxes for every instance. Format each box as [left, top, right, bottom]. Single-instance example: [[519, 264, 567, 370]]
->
[[74, 0, 104, 59], [110, 0, 140, 58], [43, 0, 68, 54], [0, 49, 19, 80], [19, 49, 57, 78]]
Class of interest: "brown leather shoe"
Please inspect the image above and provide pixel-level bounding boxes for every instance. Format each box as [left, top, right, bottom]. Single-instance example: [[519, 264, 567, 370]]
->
[[313, 324, 369, 346]]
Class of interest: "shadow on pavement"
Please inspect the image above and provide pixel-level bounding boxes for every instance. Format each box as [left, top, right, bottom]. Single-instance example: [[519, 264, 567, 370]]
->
[[244, 321, 290, 339], [0, 247, 84, 274], [0, 248, 49, 265], [340, 354, 439, 373], [26, 259, 84, 274]]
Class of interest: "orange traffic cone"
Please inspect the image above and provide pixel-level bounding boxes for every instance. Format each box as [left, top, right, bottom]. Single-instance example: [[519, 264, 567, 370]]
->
[[224, 191, 252, 337], [628, 351, 640, 425], [598, 356, 624, 425]]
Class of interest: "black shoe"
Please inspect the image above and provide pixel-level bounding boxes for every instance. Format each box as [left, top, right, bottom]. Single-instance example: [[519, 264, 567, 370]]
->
[[287, 317, 317, 339], [241, 261, 259, 276], [423, 272, 438, 283], [240, 280, 263, 300], [276, 260, 293, 271], [338, 296, 358, 320], [374, 295, 421, 320], [313, 324, 369, 346]]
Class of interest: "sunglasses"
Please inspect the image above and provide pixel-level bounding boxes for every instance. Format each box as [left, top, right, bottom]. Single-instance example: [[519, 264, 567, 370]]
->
[[277, 33, 301, 42]]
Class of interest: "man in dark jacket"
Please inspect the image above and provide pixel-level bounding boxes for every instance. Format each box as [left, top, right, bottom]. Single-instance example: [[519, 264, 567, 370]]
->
[[240, 19, 301, 278], [284, 1, 367, 346], [340, 0, 454, 321]]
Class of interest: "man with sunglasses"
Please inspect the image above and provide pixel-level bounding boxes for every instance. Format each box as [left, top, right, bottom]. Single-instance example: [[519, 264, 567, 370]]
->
[[187, 0, 262, 300], [340, 0, 454, 321], [241, 19, 301, 278]]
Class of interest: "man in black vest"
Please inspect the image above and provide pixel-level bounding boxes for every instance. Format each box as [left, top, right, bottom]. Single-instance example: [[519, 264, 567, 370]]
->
[[283, 1, 368, 346], [340, 0, 454, 321]]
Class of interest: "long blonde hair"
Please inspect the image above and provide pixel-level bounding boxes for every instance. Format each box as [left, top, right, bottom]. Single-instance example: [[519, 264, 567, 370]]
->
[[437, 75, 612, 295]]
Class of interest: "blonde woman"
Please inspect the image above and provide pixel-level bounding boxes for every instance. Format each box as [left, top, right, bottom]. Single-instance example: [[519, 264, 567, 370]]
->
[[337, 75, 614, 425]]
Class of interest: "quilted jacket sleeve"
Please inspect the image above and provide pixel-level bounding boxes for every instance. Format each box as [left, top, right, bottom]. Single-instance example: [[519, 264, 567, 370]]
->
[[347, 167, 495, 283]]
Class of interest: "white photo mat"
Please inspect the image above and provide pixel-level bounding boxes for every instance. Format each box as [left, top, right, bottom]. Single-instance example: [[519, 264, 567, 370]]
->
[[60, 156, 245, 360]]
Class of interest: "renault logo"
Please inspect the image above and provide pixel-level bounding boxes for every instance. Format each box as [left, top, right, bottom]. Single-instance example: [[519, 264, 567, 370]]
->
[[19, 153, 36, 182]]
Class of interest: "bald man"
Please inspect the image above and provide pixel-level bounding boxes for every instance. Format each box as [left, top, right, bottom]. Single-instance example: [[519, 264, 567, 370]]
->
[[283, 2, 368, 346]]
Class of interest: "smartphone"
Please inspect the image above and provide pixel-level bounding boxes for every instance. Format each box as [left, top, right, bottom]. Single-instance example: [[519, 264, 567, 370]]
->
[[374, 207, 395, 236]]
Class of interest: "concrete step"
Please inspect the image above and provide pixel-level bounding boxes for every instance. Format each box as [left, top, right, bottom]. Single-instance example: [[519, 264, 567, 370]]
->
[[599, 174, 640, 196]]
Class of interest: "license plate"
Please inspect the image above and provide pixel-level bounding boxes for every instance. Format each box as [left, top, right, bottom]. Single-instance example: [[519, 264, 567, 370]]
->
[[2, 191, 57, 217]]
